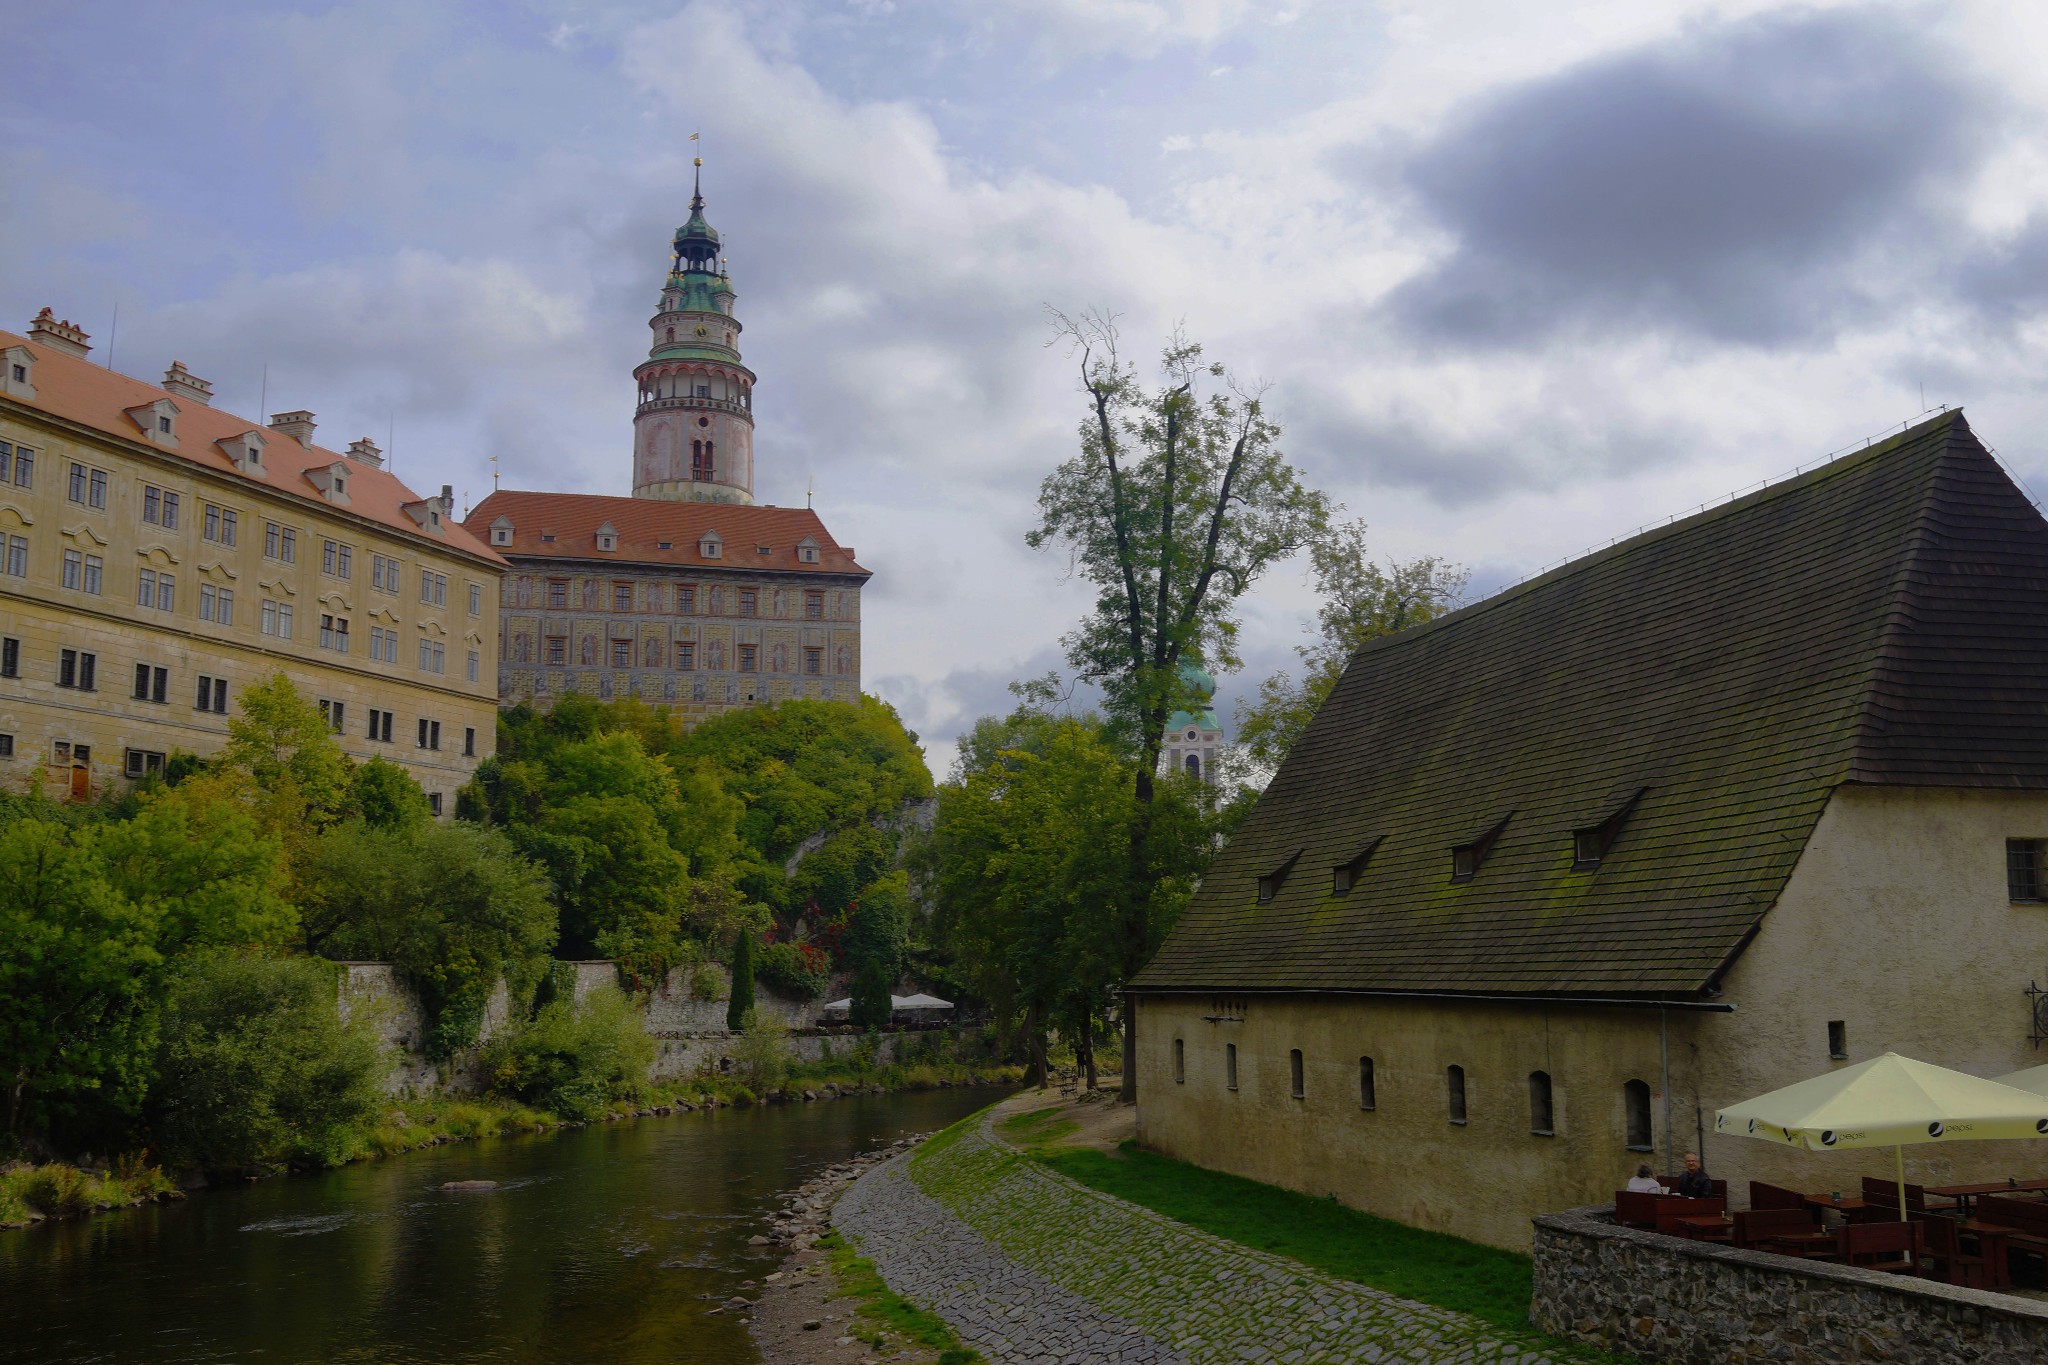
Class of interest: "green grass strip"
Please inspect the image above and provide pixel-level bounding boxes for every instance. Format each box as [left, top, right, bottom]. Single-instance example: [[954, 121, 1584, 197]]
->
[[821, 1229, 983, 1365]]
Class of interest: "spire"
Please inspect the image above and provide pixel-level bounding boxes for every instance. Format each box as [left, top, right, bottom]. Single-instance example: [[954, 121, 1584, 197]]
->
[[674, 156, 721, 274], [691, 155, 703, 213]]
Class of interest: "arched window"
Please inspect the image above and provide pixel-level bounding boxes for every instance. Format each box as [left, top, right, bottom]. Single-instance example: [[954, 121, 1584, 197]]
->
[[665, 326, 675, 342], [1185, 753, 1200, 778], [1359, 1056, 1376, 1110], [1447, 1065, 1468, 1124], [1625, 1079, 1653, 1149], [1529, 1071, 1554, 1135], [1173, 1038, 1185, 1084], [1289, 1048, 1305, 1100]]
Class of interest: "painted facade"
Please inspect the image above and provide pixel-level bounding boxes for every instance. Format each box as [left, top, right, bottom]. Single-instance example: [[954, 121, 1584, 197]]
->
[[466, 169, 869, 722], [0, 311, 503, 811]]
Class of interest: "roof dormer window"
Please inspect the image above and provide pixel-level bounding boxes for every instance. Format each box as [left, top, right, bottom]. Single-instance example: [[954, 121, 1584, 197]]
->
[[157, 416, 172, 434], [700, 531, 723, 559], [1, 346, 35, 400], [126, 398, 180, 449], [1571, 787, 1647, 872], [489, 515, 513, 548], [595, 520, 618, 553], [1257, 849, 1303, 904], [797, 536, 821, 565], [1332, 836, 1383, 895], [1450, 812, 1513, 884]]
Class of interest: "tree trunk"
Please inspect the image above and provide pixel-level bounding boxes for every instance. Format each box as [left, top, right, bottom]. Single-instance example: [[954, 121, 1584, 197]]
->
[[1025, 1003, 1048, 1089], [1121, 738, 1160, 1103], [1080, 1010, 1097, 1091]]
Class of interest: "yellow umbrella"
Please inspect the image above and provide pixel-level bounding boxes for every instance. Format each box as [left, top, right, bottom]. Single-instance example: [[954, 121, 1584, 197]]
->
[[1994, 1063, 2048, 1098], [1714, 1053, 2048, 1225]]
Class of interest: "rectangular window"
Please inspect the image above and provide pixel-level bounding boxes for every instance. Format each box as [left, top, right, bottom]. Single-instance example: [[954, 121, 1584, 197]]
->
[[1290, 1048, 1305, 1100], [368, 708, 394, 743], [421, 570, 447, 606], [546, 636, 567, 666], [322, 540, 352, 578], [1360, 1056, 1376, 1110], [83, 555, 102, 595], [1529, 1071, 1554, 1135], [58, 648, 96, 691], [468, 583, 482, 616], [738, 644, 757, 672], [676, 641, 695, 670], [0, 636, 17, 678], [265, 523, 298, 563], [1828, 1020, 1848, 1060], [611, 638, 632, 668], [1447, 1065, 1468, 1124], [260, 600, 294, 639], [142, 485, 169, 527], [199, 584, 234, 625], [1225, 1043, 1239, 1092], [416, 718, 441, 751], [132, 663, 168, 703], [463, 726, 476, 758], [202, 504, 238, 546], [61, 549, 79, 590], [0, 734, 12, 759], [466, 650, 479, 683], [0, 441, 8, 483], [677, 584, 696, 614], [124, 749, 165, 779], [318, 698, 345, 733], [805, 590, 824, 620], [2009, 840, 2044, 902], [803, 646, 822, 676], [195, 675, 228, 714], [319, 614, 350, 653], [427, 792, 443, 817], [613, 582, 633, 612], [417, 640, 445, 674], [739, 589, 757, 617], [371, 554, 396, 593], [4, 535, 24, 577], [1173, 1038, 1185, 1084], [548, 579, 568, 609], [90, 469, 106, 508], [10, 447, 30, 487]]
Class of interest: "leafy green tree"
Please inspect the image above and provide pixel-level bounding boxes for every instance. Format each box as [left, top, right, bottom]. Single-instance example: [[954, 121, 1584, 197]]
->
[[1235, 519, 1468, 779], [345, 757, 432, 830], [1030, 315, 1332, 1097], [482, 985, 653, 1122], [0, 817, 163, 1136], [300, 821, 557, 1057], [848, 871, 911, 1030], [726, 930, 756, 1031], [147, 953, 383, 1172]]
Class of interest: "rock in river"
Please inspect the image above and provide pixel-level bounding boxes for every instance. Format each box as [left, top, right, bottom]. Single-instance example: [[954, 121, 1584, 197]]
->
[[439, 1180, 500, 1192]]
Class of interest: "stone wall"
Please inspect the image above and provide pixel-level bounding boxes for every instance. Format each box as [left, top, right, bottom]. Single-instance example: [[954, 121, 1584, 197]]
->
[[336, 962, 512, 1095], [1532, 1203, 2048, 1363]]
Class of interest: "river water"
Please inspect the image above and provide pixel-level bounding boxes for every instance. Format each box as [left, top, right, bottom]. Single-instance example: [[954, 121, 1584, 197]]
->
[[0, 1088, 997, 1363]]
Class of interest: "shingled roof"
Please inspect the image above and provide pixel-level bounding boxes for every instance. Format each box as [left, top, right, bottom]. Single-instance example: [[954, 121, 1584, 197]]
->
[[1134, 411, 2048, 1000], [465, 489, 868, 577]]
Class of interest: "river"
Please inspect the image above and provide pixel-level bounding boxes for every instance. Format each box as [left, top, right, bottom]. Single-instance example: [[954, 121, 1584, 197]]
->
[[0, 1087, 998, 1363]]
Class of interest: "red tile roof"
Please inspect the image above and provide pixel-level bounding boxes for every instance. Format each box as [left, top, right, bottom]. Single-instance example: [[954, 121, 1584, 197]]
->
[[0, 328, 504, 567], [466, 489, 869, 576]]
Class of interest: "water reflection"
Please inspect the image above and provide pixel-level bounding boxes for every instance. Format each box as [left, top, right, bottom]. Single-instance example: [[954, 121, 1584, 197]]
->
[[0, 1088, 998, 1364]]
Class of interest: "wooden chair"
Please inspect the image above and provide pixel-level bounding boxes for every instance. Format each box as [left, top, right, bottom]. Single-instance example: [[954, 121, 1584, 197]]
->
[[1974, 1196, 2048, 1268], [1614, 1190, 1678, 1229], [1654, 1195, 1731, 1242], [1919, 1215, 1989, 1289], [1837, 1220, 1924, 1274], [1749, 1181, 1807, 1211], [1733, 1207, 1835, 1257], [1861, 1176, 1956, 1216]]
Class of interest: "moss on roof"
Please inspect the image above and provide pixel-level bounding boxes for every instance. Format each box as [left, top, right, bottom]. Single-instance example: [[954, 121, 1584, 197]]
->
[[1134, 411, 2048, 998]]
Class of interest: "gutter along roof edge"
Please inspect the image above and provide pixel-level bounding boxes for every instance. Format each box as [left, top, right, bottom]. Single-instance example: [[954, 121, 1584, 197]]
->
[[1124, 986, 1737, 1012]]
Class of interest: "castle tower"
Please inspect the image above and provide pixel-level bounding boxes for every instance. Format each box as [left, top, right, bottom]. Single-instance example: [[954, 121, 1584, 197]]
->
[[632, 160, 757, 504], [1163, 662, 1223, 784]]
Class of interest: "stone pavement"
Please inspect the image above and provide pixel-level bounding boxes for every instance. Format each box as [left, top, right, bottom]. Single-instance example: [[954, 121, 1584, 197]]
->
[[833, 1108, 1561, 1365]]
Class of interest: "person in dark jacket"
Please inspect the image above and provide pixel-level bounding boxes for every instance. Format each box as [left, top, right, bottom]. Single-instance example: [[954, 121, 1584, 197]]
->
[[1676, 1151, 1713, 1198]]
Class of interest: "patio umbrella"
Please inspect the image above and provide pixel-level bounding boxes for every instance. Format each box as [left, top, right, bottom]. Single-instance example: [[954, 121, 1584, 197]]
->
[[1714, 1053, 2048, 1225], [1994, 1063, 2048, 1098]]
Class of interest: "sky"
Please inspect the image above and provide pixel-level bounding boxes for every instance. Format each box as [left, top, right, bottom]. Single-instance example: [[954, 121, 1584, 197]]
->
[[8, 0, 2048, 769]]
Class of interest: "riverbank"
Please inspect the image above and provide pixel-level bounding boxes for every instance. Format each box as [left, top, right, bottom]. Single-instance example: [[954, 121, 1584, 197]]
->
[[832, 1089, 1624, 1365], [1, 1061, 1024, 1233]]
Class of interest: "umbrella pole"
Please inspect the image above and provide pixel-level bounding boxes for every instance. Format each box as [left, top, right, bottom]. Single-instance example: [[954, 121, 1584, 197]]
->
[[1896, 1146, 1914, 1266]]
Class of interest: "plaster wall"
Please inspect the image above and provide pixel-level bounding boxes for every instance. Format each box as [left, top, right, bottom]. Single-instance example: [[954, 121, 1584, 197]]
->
[[1132, 993, 1699, 1251]]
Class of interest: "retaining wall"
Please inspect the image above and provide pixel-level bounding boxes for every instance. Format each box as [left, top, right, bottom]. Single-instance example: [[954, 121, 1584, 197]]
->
[[1531, 1203, 2048, 1364]]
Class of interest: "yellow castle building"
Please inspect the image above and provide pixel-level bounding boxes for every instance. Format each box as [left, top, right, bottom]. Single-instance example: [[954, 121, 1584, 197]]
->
[[0, 309, 505, 812]]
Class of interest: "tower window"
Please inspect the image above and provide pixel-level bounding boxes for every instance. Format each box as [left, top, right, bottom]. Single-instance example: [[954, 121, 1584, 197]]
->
[[1359, 1056, 1376, 1110], [1289, 1049, 1305, 1100], [1529, 1071, 1554, 1136], [1447, 1065, 1468, 1124], [1624, 1079, 1653, 1149], [1225, 1043, 1238, 1092], [1173, 1038, 1185, 1084]]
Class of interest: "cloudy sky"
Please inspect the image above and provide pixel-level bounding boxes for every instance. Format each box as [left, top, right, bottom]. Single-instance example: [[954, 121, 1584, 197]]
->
[[9, 0, 2048, 766]]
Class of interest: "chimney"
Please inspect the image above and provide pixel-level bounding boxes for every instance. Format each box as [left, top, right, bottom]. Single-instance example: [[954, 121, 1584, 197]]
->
[[346, 437, 384, 468], [161, 361, 213, 406], [269, 410, 316, 446], [27, 308, 91, 359]]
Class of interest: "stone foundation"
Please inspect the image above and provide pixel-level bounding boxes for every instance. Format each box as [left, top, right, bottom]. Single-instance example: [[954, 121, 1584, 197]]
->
[[1532, 1203, 2048, 1363]]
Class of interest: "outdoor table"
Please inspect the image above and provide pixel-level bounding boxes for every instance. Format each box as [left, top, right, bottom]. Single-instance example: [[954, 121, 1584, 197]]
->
[[1801, 1193, 1867, 1214], [1667, 1213, 1733, 1242], [1959, 1220, 2015, 1288], [1924, 1180, 2048, 1217]]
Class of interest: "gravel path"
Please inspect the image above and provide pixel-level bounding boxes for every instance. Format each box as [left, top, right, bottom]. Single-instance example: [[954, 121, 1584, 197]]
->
[[833, 1106, 1558, 1365]]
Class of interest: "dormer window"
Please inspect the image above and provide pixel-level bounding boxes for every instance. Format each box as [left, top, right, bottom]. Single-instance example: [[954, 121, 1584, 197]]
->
[[797, 536, 821, 565], [595, 520, 618, 552], [1450, 813, 1513, 884], [1, 343, 31, 398], [157, 416, 172, 434], [1256, 849, 1303, 904], [126, 398, 179, 448], [1571, 787, 1647, 871], [1331, 836, 1383, 895], [489, 516, 513, 548], [699, 532, 722, 559]]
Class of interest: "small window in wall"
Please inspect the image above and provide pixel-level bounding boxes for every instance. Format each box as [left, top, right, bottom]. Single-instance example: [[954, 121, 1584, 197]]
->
[[123, 749, 166, 779], [1256, 848, 1303, 903], [1332, 836, 1383, 895], [1359, 1056, 1376, 1110], [1447, 1066, 1468, 1124], [1226, 1043, 1239, 1092], [1529, 1071, 1554, 1136], [1173, 1038, 1185, 1084], [1290, 1049, 1305, 1100], [1828, 1020, 1847, 1060], [428, 792, 443, 817], [1624, 1078, 1653, 1150], [1450, 813, 1512, 884], [2009, 840, 2044, 902]]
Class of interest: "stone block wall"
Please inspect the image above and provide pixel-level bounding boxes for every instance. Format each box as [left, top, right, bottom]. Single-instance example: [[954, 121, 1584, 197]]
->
[[1532, 1203, 2048, 1363], [337, 962, 512, 1095]]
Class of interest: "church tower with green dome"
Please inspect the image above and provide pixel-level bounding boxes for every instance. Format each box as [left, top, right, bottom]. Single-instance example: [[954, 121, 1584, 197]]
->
[[631, 159, 758, 504], [1163, 661, 1223, 783]]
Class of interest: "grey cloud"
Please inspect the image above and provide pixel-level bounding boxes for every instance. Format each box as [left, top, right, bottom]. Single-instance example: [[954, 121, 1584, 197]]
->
[[1382, 8, 1992, 348]]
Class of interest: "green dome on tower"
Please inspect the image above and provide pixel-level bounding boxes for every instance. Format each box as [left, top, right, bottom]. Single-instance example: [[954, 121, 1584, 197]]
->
[[1166, 661, 1220, 734]]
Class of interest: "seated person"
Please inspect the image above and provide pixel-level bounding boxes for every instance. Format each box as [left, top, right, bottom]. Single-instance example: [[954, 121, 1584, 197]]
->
[[1675, 1151, 1713, 1198], [1625, 1163, 1665, 1193]]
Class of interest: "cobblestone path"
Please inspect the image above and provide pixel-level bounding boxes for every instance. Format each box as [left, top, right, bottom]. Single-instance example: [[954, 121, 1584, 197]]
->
[[833, 1109, 1561, 1365]]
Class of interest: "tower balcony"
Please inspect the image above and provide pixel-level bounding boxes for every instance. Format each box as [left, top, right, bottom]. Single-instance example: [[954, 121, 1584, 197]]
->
[[635, 393, 753, 419]]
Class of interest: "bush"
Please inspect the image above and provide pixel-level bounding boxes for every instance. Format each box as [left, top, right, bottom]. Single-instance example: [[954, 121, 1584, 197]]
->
[[727, 933, 756, 1030], [755, 940, 830, 999], [730, 1020, 790, 1093], [483, 985, 654, 1122], [689, 965, 723, 1001], [148, 953, 385, 1173]]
